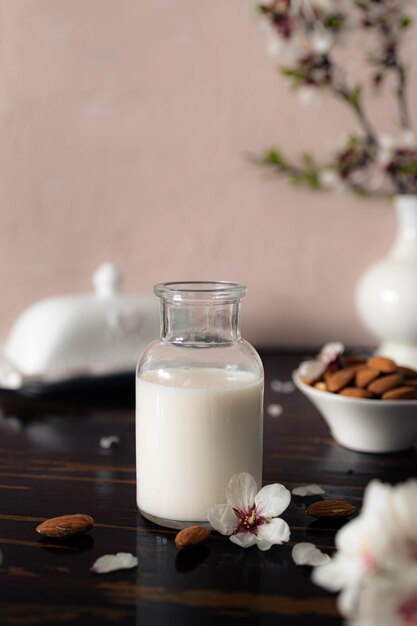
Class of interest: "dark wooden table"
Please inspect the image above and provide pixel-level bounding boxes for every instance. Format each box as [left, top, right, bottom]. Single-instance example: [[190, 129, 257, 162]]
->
[[0, 351, 415, 626]]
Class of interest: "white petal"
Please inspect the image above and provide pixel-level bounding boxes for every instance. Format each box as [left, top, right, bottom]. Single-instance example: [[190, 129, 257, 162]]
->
[[270, 379, 295, 393], [292, 484, 325, 497], [230, 532, 258, 549], [99, 436, 120, 449], [255, 518, 291, 551], [292, 542, 330, 566], [207, 503, 237, 536], [226, 473, 258, 511], [312, 554, 361, 592], [318, 342, 344, 364], [267, 403, 283, 417], [90, 552, 138, 574], [297, 360, 325, 382], [255, 483, 291, 518]]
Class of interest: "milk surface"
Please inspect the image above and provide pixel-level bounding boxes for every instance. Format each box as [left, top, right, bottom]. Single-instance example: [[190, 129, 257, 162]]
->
[[136, 367, 264, 522]]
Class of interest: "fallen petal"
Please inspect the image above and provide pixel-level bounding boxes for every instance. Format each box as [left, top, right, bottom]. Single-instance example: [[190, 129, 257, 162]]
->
[[99, 436, 121, 450], [292, 542, 330, 566], [267, 404, 283, 417], [270, 380, 295, 394], [292, 484, 325, 497], [90, 552, 138, 574]]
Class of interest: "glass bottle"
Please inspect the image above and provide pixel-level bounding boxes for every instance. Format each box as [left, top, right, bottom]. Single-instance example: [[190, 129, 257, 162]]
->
[[136, 282, 264, 529]]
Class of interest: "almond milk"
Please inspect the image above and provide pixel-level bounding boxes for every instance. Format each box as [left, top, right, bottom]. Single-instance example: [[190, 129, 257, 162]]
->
[[136, 367, 263, 523]]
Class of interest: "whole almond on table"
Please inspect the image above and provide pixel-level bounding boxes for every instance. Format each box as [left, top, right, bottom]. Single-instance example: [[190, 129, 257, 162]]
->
[[355, 367, 380, 388], [367, 356, 397, 373], [340, 387, 372, 399], [306, 500, 356, 519], [36, 514, 94, 538], [367, 373, 404, 395], [382, 386, 417, 400], [175, 525, 210, 549], [325, 367, 356, 392]]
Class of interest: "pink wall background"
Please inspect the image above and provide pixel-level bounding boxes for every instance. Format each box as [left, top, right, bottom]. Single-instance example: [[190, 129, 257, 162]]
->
[[0, 0, 414, 348]]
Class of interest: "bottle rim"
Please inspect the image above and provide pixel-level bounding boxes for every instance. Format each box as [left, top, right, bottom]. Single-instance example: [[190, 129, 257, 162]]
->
[[154, 281, 247, 302]]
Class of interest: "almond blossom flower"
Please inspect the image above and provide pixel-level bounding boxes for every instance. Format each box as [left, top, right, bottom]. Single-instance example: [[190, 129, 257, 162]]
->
[[318, 341, 344, 365], [312, 480, 417, 625], [207, 473, 291, 551]]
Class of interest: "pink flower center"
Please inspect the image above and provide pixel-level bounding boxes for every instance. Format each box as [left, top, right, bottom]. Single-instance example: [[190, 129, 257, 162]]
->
[[232, 505, 268, 535], [362, 554, 377, 571]]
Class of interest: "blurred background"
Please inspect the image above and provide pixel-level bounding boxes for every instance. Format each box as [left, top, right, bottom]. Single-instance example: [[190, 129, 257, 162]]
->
[[0, 0, 414, 348]]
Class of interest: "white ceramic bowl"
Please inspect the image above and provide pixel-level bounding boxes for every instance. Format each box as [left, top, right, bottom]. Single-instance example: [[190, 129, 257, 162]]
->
[[293, 371, 417, 453]]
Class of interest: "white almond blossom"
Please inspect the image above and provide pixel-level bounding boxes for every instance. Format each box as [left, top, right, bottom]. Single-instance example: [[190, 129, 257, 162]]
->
[[318, 341, 345, 364], [207, 473, 291, 551], [312, 480, 417, 625]]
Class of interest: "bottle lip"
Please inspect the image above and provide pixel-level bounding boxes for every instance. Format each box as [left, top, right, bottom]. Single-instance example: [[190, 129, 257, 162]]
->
[[154, 281, 247, 303]]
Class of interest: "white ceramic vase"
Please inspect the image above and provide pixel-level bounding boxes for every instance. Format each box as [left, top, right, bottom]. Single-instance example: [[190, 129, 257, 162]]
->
[[356, 195, 417, 368]]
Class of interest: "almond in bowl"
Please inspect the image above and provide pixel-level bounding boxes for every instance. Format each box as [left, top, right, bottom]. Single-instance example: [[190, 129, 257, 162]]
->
[[293, 346, 417, 453]]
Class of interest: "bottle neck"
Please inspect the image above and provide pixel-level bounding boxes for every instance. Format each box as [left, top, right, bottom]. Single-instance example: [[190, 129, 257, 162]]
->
[[389, 195, 417, 260], [160, 301, 241, 344]]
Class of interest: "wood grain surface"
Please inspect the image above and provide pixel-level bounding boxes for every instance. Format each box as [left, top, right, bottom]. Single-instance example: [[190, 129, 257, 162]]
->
[[0, 351, 415, 626]]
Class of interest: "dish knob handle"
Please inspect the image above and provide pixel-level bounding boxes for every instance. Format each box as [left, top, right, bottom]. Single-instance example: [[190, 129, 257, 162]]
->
[[92, 263, 123, 297]]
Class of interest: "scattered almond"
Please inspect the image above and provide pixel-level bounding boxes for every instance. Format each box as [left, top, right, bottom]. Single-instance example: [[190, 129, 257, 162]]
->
[[355, 367, 380, 388], [306, 500, 356, 519], [398, 366, 417, 377], [404, 378, 417, 388], [382, 386, 417, 400], [36, 514, 94, 538], [367, 373, 404, 395], [175, 525, 210, 549], [367, 356, 397, 373], [325, 367, 356, 392], [340, 387, 372, 399]]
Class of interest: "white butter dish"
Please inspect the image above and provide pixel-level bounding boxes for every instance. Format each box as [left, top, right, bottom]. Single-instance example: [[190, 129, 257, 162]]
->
[[0, 263, 159, 389]]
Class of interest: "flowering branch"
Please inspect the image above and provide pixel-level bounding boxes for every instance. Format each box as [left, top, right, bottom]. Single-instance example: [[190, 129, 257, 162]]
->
[[255, 0, 417, 198]]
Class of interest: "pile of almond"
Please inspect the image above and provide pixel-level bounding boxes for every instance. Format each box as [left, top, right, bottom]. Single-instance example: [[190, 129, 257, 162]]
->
[[303, 355, 417, 400]]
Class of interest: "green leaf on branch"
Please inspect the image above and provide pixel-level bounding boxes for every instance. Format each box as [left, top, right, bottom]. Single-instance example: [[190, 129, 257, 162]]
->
[[401, 16, 412, 28], [281, 67, 305, 88], [347, 134, 360, 149], [302, 152, 316, 172], [396, 160, 417, 176], [346, 85, 362, 108], [354, 1, 369, 11], [264, 149, 287, 168], [324, 14, 343, 30], [290, 171, 321, 189]]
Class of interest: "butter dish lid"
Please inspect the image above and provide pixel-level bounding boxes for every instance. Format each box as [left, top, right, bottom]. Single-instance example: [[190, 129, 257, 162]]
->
[[0, 263, 159, 389]]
